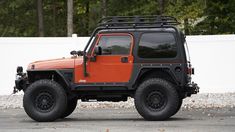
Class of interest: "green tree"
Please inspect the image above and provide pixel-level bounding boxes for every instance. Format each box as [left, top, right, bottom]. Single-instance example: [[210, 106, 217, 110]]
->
[[0, 0, 234, 36], [43, 0, 67, 36], [0, 0, 37, 36], [108, 0, 160, 16], [193, 0, 235, 34], [165, 0, 205, 35]]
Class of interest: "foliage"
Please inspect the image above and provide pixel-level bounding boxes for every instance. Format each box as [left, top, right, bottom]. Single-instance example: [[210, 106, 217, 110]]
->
[[0, 0, 37, 36], [192, 0, 235, 34], [0, 0, 234, 36], [165, 0, 205, 34]]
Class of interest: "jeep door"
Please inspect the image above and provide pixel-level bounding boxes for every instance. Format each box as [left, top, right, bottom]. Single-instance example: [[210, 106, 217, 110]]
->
[[77, 33, 134, 83]]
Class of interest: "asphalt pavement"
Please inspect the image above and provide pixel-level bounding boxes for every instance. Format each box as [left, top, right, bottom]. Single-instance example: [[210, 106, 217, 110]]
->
[[0, 107, 235, 132]]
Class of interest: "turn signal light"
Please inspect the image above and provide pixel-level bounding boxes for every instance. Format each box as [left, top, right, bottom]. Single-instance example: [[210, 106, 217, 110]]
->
[[187, 67, 194, 75]]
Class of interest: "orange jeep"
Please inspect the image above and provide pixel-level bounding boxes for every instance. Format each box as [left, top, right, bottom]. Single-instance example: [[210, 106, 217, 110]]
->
[[14, 16, 199, 122]]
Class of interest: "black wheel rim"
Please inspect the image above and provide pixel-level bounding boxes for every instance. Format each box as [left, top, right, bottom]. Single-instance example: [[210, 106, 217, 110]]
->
[[145, 90, 167, 111], [35, 91, 55, 112]]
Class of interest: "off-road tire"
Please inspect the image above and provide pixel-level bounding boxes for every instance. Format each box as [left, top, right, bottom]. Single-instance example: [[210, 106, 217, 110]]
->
[[171, 98, 183, 116], [23, 79, 67, 122], [60, 98, 77, 118], [134, 78, 179, 121]]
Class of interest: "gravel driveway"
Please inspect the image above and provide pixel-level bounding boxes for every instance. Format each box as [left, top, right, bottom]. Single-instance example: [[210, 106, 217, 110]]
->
[[1, 93, 235, 109]]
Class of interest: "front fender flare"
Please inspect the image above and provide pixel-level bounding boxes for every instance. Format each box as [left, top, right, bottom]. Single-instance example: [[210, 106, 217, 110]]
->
[[27, 69, 72, 92]]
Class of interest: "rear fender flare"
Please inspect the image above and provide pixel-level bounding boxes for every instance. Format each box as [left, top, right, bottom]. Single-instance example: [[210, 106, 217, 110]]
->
[[129, 65, 179, 89]]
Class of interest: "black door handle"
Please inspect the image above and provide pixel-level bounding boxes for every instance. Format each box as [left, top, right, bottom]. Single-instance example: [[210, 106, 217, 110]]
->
[[121, 57, 128, 63]]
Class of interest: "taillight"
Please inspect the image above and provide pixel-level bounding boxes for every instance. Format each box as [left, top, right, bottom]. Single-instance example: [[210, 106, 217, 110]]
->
[[187, 67, 194, 75]]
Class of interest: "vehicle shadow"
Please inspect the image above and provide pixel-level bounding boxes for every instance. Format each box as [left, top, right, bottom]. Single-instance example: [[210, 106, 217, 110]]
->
[[56, 116, 192, 122], [20, 112, 193, 123], [21, 116, 192, 123]]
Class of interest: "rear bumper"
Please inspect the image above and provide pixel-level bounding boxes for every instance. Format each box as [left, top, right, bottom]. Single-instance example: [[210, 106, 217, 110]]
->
[[185, 82, 199, 96]]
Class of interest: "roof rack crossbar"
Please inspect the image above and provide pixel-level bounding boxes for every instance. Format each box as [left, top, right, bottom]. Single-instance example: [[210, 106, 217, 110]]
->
[[98, 15, 179, 28]]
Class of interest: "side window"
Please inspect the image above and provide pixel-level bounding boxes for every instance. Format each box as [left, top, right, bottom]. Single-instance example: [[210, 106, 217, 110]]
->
[[138, 33, 177, 58], [97, 35, 131, 55]]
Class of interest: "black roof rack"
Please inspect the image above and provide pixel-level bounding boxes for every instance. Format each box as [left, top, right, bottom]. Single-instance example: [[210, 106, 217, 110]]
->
[[98, 15, 180, 28]]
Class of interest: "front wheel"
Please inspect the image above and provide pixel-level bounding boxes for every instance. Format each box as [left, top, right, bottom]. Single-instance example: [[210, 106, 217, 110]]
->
[[23, 79, 67, 122], [134, 78, 179, 121], [60, 98, 77, 118]]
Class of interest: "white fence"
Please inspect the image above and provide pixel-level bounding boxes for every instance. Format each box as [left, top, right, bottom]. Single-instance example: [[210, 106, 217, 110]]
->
[[0, 35, 234, 95]]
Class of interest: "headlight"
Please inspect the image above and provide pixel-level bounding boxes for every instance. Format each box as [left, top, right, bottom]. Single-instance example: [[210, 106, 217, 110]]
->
[[17, 66, 23, 74]]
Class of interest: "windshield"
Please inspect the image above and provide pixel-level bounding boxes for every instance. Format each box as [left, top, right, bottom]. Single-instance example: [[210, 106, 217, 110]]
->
[[85, 36, 95, 54]]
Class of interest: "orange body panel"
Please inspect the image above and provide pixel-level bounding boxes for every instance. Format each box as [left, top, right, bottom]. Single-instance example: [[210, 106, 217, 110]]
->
[[75, 55, 133, 83], [27, 58, 76, 70], [27, 33, 134, 84], [74, 33, 134, 83], [28, 33, 135, 84]]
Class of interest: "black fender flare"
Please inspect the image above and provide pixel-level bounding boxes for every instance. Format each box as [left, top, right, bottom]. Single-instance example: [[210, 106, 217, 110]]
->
[[27, 69, 72, 92], [128, 64, 179, 89]]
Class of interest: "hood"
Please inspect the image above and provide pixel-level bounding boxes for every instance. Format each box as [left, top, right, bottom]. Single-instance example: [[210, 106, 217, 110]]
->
[[27, 57, 83, 70]]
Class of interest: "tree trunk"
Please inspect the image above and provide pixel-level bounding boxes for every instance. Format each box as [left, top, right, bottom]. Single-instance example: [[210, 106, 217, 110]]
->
[[184, 18, 189, 35], [101, 0, 107, 18], [37, 0, 44, 37], [158, 0, 164, 15], [85, 1, 90, 35], [52, 0, 56, 37], [67, 0, 73, 37]]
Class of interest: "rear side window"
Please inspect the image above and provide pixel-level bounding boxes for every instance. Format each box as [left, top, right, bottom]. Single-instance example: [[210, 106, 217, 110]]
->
[[98, 35, 131, 55], [138, 33, 177, 58]]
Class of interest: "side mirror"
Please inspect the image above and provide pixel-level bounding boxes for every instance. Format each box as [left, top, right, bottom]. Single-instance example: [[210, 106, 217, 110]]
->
[[94, 46, 102, 55], [70, 50, 77, 56], [90, 46, 102, 62]]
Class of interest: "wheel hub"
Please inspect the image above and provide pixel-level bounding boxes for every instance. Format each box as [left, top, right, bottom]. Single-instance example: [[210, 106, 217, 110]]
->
[[42, 99, 48, 105], [146, 91, 166, 110], [151, 94, 161, 104], [35, 92, 55, 112]]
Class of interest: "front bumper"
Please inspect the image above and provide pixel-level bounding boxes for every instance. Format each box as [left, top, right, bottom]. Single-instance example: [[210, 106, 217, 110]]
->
[[13, 72, 28, 94]]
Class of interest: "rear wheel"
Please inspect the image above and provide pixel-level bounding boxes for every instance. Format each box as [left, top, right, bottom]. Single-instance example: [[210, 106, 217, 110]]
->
[[60, 98, 77, 118], [134, 78, 179, 121], [23, 79, 67, 122], [171, 98, 183, 116]]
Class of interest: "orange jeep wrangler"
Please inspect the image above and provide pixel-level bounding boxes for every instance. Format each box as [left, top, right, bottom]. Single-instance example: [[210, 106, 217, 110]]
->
[[14, 16, 199, 122]]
